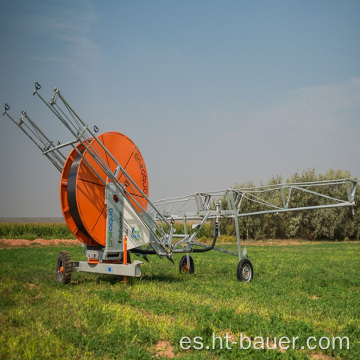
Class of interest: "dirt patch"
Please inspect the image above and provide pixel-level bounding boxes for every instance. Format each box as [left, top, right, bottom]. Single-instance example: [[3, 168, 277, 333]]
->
[[0, 239, 81, 248], [154, 340, 175, 358], [238, 239, 359, 246], [27, 283, 37, 291], [309, 354, 336, 360], [1, 238, 358, 249], [246, 239, 312, 246]]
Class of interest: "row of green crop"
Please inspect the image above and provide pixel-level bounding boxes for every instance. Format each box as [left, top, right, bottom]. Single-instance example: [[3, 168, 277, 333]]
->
[[0, 223, 75, 240]]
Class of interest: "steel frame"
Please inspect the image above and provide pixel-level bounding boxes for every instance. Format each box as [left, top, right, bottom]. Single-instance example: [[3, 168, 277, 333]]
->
[[150, 179, 357, 260], [3, 83, 358, 279]]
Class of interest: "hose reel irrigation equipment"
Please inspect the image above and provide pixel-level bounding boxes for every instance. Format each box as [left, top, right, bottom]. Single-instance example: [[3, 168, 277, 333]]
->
[[4, 83, 358, 283]]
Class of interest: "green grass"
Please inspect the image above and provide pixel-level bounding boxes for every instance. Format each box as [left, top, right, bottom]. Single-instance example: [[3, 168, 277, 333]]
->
[[0, 223, 75, 240], [0, 243, 359, 359]]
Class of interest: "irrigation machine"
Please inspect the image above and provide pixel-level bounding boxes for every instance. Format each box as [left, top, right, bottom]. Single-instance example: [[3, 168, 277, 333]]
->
[[3, 83, 358, 283]]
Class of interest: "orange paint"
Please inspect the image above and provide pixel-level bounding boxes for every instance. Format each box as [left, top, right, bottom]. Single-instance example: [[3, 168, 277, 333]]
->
[[122, 235, 128, 282], [123, 235, 128, 265], [87, 258, 99, 264], [59, 132, 149, 247]]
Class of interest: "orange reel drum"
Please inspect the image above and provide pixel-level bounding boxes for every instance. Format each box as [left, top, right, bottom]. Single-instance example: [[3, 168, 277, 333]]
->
[[59, 132, 149, 246]]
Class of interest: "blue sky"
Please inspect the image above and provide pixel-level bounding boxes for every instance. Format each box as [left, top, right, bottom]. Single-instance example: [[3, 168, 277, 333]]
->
[[1, 0, 359, 217]]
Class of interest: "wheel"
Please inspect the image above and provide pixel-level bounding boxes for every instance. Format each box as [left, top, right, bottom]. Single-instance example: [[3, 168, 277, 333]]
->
[[237, 259, 253, 282], [179, 255, 194, 274], [56, 251, 72, 284]]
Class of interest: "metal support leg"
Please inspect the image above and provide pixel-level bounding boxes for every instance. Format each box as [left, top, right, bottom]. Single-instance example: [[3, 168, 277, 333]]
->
[[186, 253, 191, 268], [227, 190, 242, 261]]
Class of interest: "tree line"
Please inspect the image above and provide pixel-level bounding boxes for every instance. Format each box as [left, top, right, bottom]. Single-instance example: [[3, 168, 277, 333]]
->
[[215, 168, 360, 240]]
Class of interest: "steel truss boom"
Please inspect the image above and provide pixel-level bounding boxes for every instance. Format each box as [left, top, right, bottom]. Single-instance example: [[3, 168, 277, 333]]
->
[[150, 180, 357, 259], [152, 179, 357, 220]]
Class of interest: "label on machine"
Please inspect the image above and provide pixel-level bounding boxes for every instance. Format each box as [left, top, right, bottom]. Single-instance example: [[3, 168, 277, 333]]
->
[[105, 183, 150, 252]]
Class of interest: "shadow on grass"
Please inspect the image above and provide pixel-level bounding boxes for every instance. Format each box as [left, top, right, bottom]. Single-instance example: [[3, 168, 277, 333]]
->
[[66, 271, 186, 286], [140, 273, 185, 283]]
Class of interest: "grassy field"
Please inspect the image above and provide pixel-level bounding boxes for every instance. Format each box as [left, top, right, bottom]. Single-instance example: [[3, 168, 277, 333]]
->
[[0, 242, 359, 359], [0, 223, 75, 240]]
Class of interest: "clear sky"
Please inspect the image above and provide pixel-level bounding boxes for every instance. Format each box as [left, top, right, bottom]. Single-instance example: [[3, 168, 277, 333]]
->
[[1, 0, 359, 217]]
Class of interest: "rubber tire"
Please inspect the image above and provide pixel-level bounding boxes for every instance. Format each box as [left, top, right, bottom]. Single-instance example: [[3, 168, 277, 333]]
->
[[237, 259, 253, 282], [56, 251, 72, 284], [179, 255, 195, 274]]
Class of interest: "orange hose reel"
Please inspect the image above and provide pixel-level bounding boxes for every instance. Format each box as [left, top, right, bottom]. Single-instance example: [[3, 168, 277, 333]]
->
[[59, 131, 149, 247]]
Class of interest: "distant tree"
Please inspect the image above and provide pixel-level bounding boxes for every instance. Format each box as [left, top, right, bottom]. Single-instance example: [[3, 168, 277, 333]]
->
[[230, 168, 359, 240]]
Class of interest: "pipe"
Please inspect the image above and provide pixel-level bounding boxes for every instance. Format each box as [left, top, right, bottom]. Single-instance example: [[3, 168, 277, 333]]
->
[[192, 224, 219, 253]]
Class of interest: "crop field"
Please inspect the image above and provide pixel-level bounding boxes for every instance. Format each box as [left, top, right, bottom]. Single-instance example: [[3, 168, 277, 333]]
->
[[0, 223, 74, 240], [0, 241, 359, 359]]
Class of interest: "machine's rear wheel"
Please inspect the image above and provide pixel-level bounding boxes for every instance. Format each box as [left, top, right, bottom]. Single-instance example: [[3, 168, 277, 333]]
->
[[179, 255, 195, 274], [237, 259, 253, 282], [56, 251, 72, 284]]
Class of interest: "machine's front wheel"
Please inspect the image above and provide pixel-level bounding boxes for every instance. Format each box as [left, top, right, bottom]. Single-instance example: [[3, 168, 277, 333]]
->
[[56, 251, 72, 284], [237, 259, 253, 282], [179, 255, 195, 274]]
